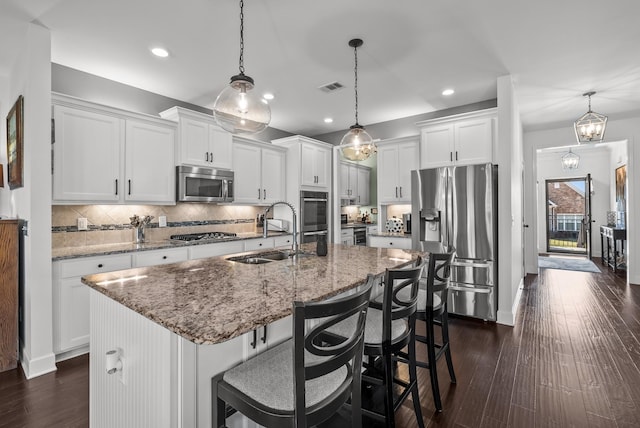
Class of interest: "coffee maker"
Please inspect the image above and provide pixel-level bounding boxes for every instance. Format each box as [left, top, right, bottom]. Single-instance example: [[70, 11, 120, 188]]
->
[[402, 213, 411, 234]]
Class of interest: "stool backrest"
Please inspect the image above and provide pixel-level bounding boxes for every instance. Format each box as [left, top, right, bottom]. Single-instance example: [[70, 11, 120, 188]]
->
[[425, 251, 455, 308], [292, 276, 374, 424], [380, 257, 426, 344]]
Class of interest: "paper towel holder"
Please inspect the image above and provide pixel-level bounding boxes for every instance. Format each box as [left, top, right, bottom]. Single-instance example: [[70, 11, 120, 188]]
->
[[105, 348, 123, 374]]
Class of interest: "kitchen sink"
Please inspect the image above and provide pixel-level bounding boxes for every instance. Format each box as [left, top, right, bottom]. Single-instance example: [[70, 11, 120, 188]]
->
[[226, 250, 313, 264]]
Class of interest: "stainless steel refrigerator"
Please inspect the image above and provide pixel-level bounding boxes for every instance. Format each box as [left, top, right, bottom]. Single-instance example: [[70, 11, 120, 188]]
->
[[411, 163, 498, 321]]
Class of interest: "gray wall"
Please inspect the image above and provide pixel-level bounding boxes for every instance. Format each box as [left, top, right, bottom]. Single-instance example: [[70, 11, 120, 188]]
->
[[313, 99, 497, 144], [51, 63, 293, 142]]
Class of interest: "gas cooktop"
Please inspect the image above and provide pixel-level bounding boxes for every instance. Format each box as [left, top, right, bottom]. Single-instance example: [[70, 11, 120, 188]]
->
[[169, 231, 238, 242]]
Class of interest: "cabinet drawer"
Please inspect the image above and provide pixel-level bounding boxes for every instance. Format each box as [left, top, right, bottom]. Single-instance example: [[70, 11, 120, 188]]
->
[[133, 247, 189, 268], [245, 238, 275, 251], [188, 241, 245, 260], [368, 236, 412, 249], [273, 235, 294, 248], [59, 254, 132, 278]]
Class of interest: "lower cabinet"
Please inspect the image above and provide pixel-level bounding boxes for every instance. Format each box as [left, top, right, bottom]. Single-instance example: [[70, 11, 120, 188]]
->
[[340, 228, 354, 246], [368, 235, 412, 249], [53, 254, 132, 357]]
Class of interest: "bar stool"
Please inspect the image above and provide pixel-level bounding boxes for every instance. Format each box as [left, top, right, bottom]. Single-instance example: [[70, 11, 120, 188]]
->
[[414, 250, 456, 412], [212, 276, 374, 428], [325, 257, 427, 428]]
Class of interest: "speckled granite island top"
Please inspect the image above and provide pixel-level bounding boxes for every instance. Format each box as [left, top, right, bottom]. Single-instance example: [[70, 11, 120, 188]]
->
[[81, 243, 425, 346]]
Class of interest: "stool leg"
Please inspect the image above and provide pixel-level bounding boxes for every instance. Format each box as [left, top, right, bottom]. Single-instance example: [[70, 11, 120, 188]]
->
[[441, 309, 456, 384], [382, 347, 396, 428], [427, 315, 443, 412], [409, 325, 426, 428]]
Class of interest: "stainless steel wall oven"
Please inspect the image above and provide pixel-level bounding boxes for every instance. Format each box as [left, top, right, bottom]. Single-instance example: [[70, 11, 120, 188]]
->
[[300, 191, 328, 243]]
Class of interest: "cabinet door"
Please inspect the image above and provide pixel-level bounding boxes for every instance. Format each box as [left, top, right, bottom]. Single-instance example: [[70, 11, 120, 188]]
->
[[180, 117, 210, 167], [420, 124, 455, 169], [455, 117, 493, 166], [133, 247, 189, 268], [260, 147, 285, 204], [357, 166, 370, 206], [188, 241, 245, 260], [314, 146, 331, 189], [56, 278, 91, 352], [339, 162, 351, 198], [397, 141, 419, 202], [208, 125, 233, 169], [53, 105, 123, 202], [378, 144, 400, 204], [232, 143, 262, 204], [300, 144, 318, 187], [125, 120, 175, 203], [349, 165, 358, 199]]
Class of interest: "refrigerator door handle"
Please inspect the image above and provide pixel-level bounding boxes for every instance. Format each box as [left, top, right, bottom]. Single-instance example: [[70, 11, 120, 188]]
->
[[449, 285, 492, 294], [451, 261, 492, 268]]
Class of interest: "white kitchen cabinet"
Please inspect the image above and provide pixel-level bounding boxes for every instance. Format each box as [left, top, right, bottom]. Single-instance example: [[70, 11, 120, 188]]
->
[[377, 136, 419, 204], [366, 225, 378, 247], [368, 235, 412, 249], [52, 94, 177, 205], [132, 247, 189, 268], [124, 120, 175, 203], [232, 138, 286, 205], [159, 106, 233, 169], [340, 228, 354, 246], [53, 254, 132, 357], [272, 136, 332, 191], [273, 234, 294, 248], [244, 237, 275, 251], [340, 162, 371, 205], [417, 109, 496, 169]]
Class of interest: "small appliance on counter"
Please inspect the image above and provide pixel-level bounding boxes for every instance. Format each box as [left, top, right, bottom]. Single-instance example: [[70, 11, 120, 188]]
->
[[385, 217, 404, 233], [266, 219, 289, 232], [402, 213, 411, 234], [341, 214, 348, 225]]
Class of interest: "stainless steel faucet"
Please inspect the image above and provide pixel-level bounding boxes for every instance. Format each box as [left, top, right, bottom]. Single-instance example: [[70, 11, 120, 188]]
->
[[263, 201, 298, 255]]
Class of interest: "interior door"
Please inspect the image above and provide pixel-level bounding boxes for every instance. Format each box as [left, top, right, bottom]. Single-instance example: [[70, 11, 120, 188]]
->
[[584, 174, 593, 259]]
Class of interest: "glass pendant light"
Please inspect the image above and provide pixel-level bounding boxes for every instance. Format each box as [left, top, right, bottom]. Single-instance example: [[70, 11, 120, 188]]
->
[[561, 148, 580, 170], [574, 91, 607, 143], [213, 0, 270, 134], [340, 39, 375, 161]]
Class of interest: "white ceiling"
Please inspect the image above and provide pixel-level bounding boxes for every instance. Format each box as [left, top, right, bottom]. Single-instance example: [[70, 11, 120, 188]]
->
[[2, 0, 640, 137]]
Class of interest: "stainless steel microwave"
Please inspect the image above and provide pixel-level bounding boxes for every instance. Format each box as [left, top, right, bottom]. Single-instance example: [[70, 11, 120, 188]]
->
[[176, 165, 234, 203]]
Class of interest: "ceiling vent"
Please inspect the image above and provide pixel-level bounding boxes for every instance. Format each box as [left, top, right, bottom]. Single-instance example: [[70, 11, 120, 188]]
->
[[318, 81, 345, 93]]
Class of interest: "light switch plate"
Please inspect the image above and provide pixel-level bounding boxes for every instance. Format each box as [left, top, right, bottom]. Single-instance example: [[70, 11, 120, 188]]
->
[[77, 217, 88, 230], [159, 215, 167, 228]]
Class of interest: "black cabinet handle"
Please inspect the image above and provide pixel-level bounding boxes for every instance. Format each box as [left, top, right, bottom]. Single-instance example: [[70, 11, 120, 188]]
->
[[389, 242, 393, 246], [162, 255, 167, 259], [128, 180, 131, 195], [263, 189, 266, 200], [115, 179, 118, 195], [450, 152, 453, 162], [399, 187, 403, 198], [98, 263, 103, 268], [395, 187, 398, 198], [258, 188, 261, 199], [261, 325, 267, 344], [205, 152, 209, 162], [250, 329, 257, 349], [456, 151, 458, 161], [210, 152, 213, 162]]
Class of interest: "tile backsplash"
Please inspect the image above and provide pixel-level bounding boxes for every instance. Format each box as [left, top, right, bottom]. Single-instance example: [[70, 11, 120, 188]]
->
[[52, 204, 266, 248]]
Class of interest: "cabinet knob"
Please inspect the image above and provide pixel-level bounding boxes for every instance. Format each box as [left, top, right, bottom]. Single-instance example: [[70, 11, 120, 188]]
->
[[162, 255, 167, 259], [258, 243, 262, 246], [98, 263, 104, 268], [389, 242, 393, 246]]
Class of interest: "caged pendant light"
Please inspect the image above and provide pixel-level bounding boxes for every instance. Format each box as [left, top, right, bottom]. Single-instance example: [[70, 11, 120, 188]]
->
[[340, 38, 376, 161], [561, 148, 580, 170], [574, 91, 607, 143], [213, 0, 270, 134]]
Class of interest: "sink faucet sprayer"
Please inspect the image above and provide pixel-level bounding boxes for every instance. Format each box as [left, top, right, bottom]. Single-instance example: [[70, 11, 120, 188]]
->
[[263, 201, 298, 255]]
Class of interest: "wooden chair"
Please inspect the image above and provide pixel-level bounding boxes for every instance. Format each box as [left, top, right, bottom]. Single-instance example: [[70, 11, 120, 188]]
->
[[325, 257, 427, 428], [212, 276, 374, 428]]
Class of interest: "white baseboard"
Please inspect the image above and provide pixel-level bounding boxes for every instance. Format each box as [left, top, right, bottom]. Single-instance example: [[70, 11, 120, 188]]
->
[[55, 345, 90, 363], [20, 344, 57, 379], [496, 278, 524, 326]]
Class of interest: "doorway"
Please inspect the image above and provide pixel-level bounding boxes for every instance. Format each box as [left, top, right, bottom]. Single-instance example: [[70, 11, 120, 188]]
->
[[545, 175, 592, 257]]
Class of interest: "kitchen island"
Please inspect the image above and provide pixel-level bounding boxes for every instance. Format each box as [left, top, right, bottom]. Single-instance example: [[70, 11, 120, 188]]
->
[[81, 243, 423, 428]]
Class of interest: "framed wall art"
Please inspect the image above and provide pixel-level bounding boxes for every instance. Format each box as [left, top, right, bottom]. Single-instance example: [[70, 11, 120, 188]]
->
[[6, 95, 24, 189], [615, 165, 626, 208]]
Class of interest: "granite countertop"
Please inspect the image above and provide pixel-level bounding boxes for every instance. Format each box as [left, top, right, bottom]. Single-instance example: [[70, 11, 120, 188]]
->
[[81, 243, 425, 345], [52, 231, 290, 261]]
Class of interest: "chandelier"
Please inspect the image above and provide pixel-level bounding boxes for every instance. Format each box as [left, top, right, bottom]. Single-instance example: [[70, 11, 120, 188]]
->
[[340, 39, 376, 161], [561, 148, 580, 170], [574, 91, 607, 143], [213, 0, 270, 134]]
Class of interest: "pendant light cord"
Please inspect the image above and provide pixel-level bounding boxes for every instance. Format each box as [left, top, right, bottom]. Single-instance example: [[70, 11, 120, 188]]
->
[[238, 0, 245, 75], [353, 43, 359, 126]]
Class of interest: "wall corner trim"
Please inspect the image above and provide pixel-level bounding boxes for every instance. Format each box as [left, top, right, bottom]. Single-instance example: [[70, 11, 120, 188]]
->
[[496, 277, 525, 326]]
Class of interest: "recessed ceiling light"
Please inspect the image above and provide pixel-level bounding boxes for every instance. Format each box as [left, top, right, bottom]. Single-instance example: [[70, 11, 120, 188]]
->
[[442, 88, 455, 96], [263, 93, 274, 100], [324, 118, 333, 124], [151, 47, 169, 58]]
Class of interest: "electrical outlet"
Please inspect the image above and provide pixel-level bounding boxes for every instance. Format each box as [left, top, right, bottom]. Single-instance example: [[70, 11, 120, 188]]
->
[[159, 215, 167, 228], [77, 217, 88, 230]]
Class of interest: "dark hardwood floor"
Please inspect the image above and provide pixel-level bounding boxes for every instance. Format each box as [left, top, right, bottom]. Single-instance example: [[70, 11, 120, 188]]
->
[[2, 259, 638, 427]]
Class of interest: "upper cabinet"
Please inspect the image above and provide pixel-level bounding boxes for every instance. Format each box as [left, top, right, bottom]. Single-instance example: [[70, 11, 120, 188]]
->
[[273, 136, 332, 192], [339, 161, 370, 206], [159, 106, 232, 170], [417, 108, 496, 169], [232, 137, 286, 205], [377, 136, 419, 204], [52, 94, 176, 205]]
